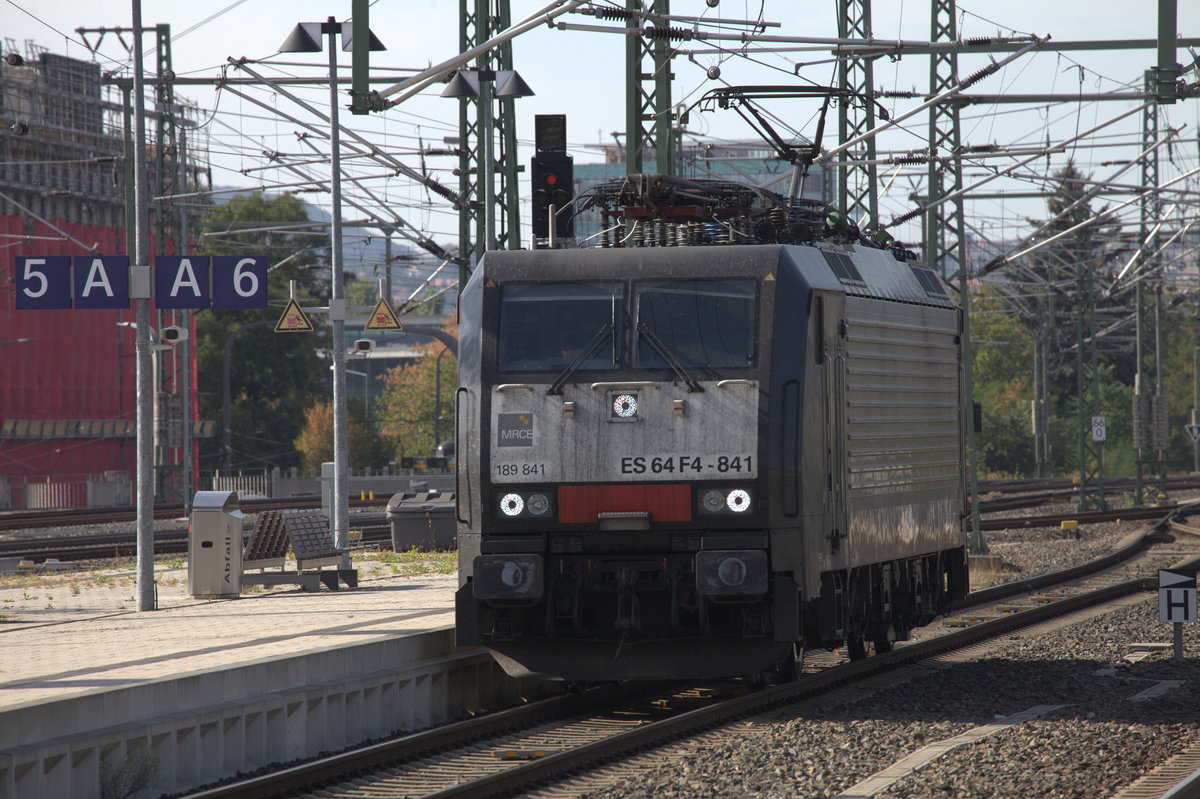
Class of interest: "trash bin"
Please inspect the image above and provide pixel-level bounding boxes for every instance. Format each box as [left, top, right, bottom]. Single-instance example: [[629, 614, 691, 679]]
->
[[189, 490, 244, 598], [386, 490, 456, 551]]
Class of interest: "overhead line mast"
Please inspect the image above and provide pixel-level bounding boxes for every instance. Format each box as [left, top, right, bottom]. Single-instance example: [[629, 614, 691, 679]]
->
[[925, 0, 984, 550], [837, 0, 879, 232]]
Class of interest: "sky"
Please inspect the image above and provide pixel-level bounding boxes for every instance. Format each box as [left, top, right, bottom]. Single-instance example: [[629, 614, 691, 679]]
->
[[5, 0, 1200, 266]]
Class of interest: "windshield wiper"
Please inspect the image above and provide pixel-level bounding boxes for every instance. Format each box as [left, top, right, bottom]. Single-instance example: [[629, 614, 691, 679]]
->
[[547, 323, 613, 395], [636, 322, 705, 393]]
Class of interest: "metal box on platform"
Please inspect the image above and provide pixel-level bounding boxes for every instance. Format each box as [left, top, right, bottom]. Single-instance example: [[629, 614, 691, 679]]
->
[[189, 490, 243, 598], [387, 491, 456, 551]]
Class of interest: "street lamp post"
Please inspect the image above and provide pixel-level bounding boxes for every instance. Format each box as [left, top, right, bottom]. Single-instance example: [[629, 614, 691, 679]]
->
[[433, 348, 449, 454], [344, 367, 370, 416], [280, 17, 382, 563], [441, 69, 534, 252]]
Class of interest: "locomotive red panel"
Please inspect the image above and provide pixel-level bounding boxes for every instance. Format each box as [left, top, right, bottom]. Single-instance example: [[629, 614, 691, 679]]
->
[[556, 483, 692, 524]]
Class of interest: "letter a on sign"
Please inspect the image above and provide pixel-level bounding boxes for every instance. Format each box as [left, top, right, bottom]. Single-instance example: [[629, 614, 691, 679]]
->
[[363, 296, 404, 331], [74, 255, 130, 308], [275, 297, 314, 333], [155, 256, 211, 308]]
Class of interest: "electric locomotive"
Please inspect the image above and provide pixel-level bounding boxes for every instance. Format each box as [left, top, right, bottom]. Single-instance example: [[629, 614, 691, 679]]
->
[[454, 175, 969, 681]]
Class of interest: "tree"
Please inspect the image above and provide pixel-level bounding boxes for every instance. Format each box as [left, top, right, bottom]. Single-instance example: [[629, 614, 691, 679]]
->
[[375, 318, 458, 459], [192, 192, 330, 471], [978, 161, 1131, 477], [970, 286, 1035, 476], [1157, 301, 1198, 472], [294, 399, 392, 471], [345, 272, 380, 308]]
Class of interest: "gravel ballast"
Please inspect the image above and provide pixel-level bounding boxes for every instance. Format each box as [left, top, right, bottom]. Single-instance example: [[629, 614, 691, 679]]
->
[[574, 510, 1200, 799]]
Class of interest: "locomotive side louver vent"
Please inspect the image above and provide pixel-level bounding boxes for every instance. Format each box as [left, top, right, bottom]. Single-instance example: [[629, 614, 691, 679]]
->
[[909, 265, 949, 297], [820, 250, 866, 286]]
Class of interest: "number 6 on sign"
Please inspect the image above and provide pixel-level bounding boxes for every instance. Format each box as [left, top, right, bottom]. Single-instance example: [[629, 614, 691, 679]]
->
[[211, 256, 267, 308], [1091, 415, 1106, 443]]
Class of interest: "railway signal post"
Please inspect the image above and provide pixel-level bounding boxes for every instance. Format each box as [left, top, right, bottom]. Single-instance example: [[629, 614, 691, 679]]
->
[[1158, 568, 1197, 662]]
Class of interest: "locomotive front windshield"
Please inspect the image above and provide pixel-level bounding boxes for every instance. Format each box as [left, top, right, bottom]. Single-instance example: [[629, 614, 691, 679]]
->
[[496, 277, 757, 373], [497, 281, 621, 372], [634, 278, 757, 369]]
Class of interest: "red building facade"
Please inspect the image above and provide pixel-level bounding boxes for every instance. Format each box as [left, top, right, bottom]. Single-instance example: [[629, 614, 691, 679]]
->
[[1, 46, 199, 509]]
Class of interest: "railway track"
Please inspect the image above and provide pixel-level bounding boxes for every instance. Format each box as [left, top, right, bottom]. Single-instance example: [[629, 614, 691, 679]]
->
[[978, 501, 1193, 531], [0, 495, 391, 533], [3, 486, 1194, 564], [0, 518, 393, 562], [976, 474, 1200, 496], [0, 474, 1167, 534], [181, 505, 1200, 799]]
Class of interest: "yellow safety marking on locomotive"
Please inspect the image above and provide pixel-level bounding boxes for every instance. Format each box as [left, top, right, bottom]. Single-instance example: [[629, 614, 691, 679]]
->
[[833, 705, 1065, 798]]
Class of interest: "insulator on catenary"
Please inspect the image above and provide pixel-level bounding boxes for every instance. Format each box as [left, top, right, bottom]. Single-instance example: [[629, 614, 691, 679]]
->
[[644, 25, 692, 41], [964, 36, 997, 47], [594, 7, 634, 21], [959, 64, 995, 89]]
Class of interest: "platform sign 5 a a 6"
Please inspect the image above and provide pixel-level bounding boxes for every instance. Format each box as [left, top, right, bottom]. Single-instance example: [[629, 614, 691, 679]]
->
[[14, 255, 267, 309], [15, 256, 72, 309]]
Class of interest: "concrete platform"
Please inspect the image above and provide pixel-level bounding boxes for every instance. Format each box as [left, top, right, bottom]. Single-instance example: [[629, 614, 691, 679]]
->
[[0, 561, 538, 799]]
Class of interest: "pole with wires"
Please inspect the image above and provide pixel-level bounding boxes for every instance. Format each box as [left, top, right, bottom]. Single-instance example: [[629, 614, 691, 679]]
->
[[132, 0, 156, 611]]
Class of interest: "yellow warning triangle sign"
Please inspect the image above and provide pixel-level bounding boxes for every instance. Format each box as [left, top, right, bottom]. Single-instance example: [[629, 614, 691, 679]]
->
[[363, 296, 404, 331], [275, 297, 314, 333]]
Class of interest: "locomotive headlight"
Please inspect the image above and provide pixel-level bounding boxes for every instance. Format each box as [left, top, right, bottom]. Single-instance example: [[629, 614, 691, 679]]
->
[[612, 393, 638, 418], [497, 491, 552, 519], [473, 555, 544, 600], [701, 490, 725, 513], [527, 492, 551, 516], [717, 556, 747, 587], [695, 550, 767, 596], [726, 489, 751, 513], [500, 493, 525, 517], [500, 561, 525, 587], [699, 488, 753, 514]]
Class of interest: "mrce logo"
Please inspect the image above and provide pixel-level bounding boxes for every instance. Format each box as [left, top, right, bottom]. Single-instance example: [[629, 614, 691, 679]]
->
[[497, 413, 534, 447]]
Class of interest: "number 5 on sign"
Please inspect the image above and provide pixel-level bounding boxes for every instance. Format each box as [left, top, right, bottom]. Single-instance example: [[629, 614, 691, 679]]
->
[[15, 256, 72, 308], [1091, 415, 1106, 443]]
